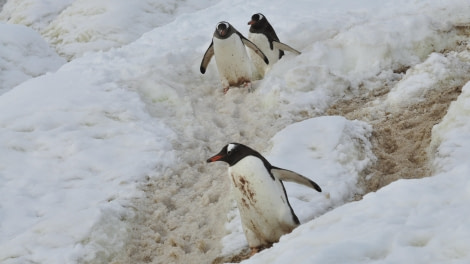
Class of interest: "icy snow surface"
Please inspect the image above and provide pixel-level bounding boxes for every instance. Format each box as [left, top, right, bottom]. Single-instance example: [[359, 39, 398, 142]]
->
[[1, 0, 470, 263]]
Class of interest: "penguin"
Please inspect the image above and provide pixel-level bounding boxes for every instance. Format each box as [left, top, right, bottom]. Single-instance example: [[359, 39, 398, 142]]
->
[[206, 143, 321, 255], [247, 13, 301, 78], [200, 21, 269, 94]]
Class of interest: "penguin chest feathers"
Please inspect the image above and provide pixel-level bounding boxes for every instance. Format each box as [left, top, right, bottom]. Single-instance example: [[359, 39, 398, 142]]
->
[[228, 156, 298, 247], [248, 32, 280, 76], [213, 35, 252, 87]]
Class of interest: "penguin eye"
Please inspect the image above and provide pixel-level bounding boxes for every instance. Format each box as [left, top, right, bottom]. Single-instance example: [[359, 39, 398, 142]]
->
[[257, 14, 264, 21]]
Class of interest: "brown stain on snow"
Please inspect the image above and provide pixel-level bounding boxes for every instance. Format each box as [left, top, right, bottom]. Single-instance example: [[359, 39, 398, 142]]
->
[[327, 24, 470, 194], [327, 83, 464, 193]]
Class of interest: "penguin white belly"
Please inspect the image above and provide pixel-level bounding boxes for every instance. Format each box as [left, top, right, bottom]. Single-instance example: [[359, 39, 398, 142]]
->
[[213, 35, 252, 88], [248, 33, 280, 78], [228, 156, 297, 248]]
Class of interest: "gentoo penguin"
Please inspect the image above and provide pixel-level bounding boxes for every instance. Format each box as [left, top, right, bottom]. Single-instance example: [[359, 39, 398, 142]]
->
[[207, 143, 321, 255], [200, 21, 269, 94], [247, 13, 301, 78]]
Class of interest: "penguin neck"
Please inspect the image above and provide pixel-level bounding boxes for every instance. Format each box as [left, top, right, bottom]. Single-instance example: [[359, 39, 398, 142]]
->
[[229, 153, 274, 180], [215, 28, 236, 40], [249, 24, 265, 34]]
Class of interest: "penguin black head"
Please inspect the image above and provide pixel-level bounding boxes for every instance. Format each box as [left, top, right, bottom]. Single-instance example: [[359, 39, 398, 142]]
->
[[207, 143, 270, 167], [248, 13, 267, 30], [214, 21, 233, 39]]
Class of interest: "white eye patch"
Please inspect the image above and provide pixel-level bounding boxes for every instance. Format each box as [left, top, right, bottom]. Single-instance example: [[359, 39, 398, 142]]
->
[[227, 143, 237, 153]]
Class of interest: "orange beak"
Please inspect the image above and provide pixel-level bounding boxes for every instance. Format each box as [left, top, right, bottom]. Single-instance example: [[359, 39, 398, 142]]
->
[[218, 29, 226, 36], [248, 20, 255, 25], [207, 154, 224, 163]]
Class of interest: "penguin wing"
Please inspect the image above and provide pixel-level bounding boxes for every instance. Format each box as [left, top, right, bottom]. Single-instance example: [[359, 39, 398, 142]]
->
[[200, 41, 214, 74], [271, 166, 321, 192], [239, 33, 269, 65], [265, 26, 281, 50], [272, 41, 302, 55]]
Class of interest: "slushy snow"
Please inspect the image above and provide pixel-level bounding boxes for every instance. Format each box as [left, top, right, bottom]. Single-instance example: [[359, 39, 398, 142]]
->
[[1, 0, 470, 263]]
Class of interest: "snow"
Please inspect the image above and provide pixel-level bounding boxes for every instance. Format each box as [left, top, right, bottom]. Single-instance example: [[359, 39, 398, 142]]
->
[[244, 103, 470, 262], [0, 0, 470, 263], [243, 83, 470, 264], [432, 81, 470, 174], [385, 52, 470, 110], [0, 23, 65, 94], [0, 59, 176, 263], [243, 169, 470, 263], [0, 0, 73, 31], [1, 0, 219, 59]]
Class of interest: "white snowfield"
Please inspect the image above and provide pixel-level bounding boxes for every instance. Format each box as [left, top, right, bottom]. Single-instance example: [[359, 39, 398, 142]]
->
[[1, 0, 470, 263]]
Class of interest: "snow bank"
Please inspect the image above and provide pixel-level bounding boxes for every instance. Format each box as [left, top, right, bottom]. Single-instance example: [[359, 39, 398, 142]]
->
[[269, 116, 374, 215], [0, 62, 176, 263], [386, 52, 470, 110], [0, 0, 219, 60], [223, 116, 375, 255], [242, 86, 470, 264], [431, 81, 470, 173], [0, 23, 65, 94], [257, 0, 468, 113], [244, 168, 470, 263], [0, 0, 73, 31]]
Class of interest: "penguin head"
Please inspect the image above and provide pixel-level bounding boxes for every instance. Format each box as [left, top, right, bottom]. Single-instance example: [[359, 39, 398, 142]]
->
[[248, 13, 267, 28], [214, 21, 232, 38], [207, 143, 260, 166]]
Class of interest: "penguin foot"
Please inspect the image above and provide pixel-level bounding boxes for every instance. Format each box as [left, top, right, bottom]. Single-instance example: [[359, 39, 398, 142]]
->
[[249, 244, 272, 256], [243, 81, 253, 92], [223, 87, 230, 94], [249, 247, 260, 256]]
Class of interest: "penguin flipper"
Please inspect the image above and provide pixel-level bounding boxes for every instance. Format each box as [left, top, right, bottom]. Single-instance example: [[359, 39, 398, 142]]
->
[[200, 41, 214, 74], [272, 41, 301, 55], [271, 167, 321, 192], [239, 34, 269, 65]]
